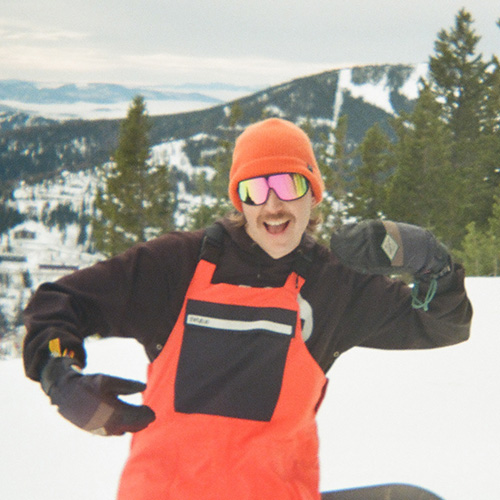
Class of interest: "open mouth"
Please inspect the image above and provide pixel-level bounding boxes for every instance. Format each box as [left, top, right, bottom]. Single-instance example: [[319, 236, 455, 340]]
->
[[264, 220, 290, 235]]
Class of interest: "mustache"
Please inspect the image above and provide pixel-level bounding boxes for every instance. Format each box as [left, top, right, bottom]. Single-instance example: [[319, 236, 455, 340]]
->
[[258, 211, 295, 224]]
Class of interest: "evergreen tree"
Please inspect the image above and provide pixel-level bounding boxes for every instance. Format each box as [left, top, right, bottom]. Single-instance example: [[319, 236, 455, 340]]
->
[[384, 84, 456, 245], [0, 308, 9, 341], [429, 10, 491, 142], [188, 103, 243, 229], [0, 201, 25, 235], [315, 115, 354, 238], [92, 95, 176, 256], [349, 123, 393, 220], [487, 197, 500, 276], [46, 203, 79, 231], [428, 8, 498, 229], [479, 54, 500, 207], [459, 20, 500, 275], [457, 196, 500, 276], [457, 222, 494, 276], [380, 9, 500, 251]]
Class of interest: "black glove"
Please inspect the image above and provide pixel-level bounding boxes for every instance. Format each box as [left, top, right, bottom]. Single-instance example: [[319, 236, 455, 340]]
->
[[41, 356, 156, 436], [330, 220, 451, 279]]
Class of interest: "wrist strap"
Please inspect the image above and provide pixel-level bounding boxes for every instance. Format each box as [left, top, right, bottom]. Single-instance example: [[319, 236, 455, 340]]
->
[[411, 278, 438, 312]]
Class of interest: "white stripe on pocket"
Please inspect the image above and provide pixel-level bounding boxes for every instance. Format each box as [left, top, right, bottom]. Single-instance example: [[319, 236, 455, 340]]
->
[[186, 314, 293, 335]]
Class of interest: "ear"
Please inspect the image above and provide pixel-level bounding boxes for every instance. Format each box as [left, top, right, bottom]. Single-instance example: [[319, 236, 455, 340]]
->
[[311, 194, 320, 209]]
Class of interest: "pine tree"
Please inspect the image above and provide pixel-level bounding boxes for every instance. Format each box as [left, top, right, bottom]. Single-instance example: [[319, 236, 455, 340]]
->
[[348, 123, 393, 220], [459, 19, 500, 275], [0, 201, 25, 235], [487, 197, 500, 275], [92, 95, 176, 256], [384, 84, 456, 245], [457, 196, 500, 276], [316, 115, 354, 236], [428, 8, 498, 229], [188, 103, 243, 229], [479, 54, 500, 209], [0, 308, 9, 341], [457, 222, 494, 276], [430, 9, 491, 143]]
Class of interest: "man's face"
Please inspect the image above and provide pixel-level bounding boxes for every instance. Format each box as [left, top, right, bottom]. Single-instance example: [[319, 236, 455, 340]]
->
[[242, 188, 316, 259]]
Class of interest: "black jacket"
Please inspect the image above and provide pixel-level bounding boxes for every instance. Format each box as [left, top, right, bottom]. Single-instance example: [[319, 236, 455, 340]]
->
[[23, 218, 472, 381]]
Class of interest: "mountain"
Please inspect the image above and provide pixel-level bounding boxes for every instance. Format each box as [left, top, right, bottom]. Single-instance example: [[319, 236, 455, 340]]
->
[[0, 64, 427, 192], [0, 105, 58, 131], [0, 80, 224, 105], [0, 80, 261, 122]]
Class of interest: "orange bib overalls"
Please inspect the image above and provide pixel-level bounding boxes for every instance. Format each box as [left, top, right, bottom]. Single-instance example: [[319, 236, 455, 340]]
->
[[117, 255, 327, 500]]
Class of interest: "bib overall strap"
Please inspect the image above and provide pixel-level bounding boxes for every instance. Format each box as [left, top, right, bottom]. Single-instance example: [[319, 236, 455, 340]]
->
[[199, 222, 226, 264], [200, 222, 316, 282], [293, 246, 315, 280]]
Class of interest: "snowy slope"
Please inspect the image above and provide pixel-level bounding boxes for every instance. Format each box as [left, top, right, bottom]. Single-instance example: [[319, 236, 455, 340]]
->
[[332, 64, 427, 127], [2, 277, 498, 500]]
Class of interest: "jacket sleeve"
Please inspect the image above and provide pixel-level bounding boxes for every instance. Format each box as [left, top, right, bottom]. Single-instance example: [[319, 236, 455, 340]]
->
[[341, 263, 472, 352], [22, 231, 201, 381]]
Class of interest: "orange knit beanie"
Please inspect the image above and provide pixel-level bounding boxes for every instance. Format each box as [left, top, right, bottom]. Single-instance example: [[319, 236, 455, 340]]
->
[[228, 118, 324, 211]]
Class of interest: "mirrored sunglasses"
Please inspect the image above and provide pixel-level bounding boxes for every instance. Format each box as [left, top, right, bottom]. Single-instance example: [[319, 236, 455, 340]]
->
[[238, 173, 309, 206]]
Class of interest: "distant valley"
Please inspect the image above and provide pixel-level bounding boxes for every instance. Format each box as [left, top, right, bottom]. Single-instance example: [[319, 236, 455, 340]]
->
[[0, 80, 261, 122]]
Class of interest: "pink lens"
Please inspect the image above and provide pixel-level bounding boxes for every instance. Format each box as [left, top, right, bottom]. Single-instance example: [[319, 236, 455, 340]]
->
[[268, 173, 307, 201], [238, 176, 270, 205], [238, 173, 309, 206]]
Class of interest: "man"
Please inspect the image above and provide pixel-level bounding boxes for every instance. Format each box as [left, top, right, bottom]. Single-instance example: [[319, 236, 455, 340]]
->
[[23, 118, 472, 500]]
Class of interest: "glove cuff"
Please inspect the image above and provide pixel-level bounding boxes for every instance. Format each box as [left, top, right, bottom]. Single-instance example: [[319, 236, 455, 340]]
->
[[41, 356, 83, 396]]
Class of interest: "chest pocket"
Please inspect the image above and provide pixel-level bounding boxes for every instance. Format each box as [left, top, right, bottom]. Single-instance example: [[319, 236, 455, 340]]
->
[[175, 299, 297, 421]]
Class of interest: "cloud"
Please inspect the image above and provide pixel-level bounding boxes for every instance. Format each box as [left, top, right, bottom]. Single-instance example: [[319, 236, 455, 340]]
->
[[0, 45, 115, 81], [123, 52, 336, 85], [0, 37, 337, 86], [0, 2, 498, 87], [0, 18, 87, 43]]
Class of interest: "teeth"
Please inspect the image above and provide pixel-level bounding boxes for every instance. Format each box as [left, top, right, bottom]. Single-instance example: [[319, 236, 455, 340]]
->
[[266, 220, 287, 226]]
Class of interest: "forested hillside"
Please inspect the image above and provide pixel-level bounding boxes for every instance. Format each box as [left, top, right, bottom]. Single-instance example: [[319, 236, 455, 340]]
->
[[0, 63, 419, 191]]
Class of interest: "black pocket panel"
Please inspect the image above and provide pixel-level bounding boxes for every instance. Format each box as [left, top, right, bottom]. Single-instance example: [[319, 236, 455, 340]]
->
[[175, 299, 296, 421]]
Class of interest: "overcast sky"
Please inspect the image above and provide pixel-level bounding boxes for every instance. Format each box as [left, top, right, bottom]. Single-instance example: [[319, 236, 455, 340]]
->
[[1, 1, 498, 88]]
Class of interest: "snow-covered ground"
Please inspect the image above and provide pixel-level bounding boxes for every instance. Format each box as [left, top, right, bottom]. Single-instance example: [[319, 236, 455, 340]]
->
[[2, 276, 497, 500], [318, 277, 499, 499], [332, 63, 428, 127]]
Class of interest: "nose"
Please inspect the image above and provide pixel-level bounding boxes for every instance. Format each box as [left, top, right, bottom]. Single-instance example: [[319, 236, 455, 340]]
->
[[264, 189, 285, 211]]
